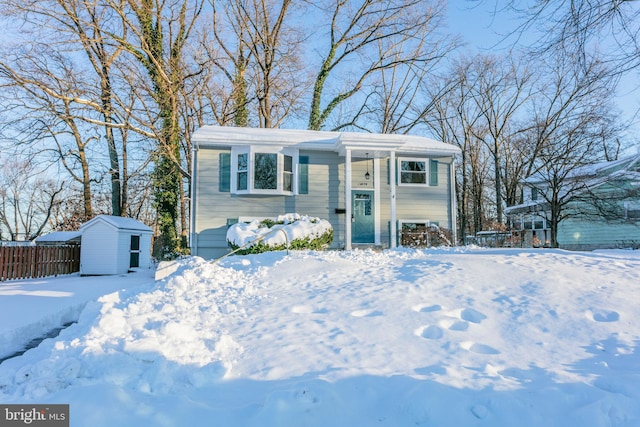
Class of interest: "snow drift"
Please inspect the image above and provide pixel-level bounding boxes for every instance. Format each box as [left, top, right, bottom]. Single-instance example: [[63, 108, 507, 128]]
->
[[0, 247, 639, 426]]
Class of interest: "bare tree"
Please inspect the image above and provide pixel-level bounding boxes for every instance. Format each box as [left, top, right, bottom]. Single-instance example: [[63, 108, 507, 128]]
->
[[523, 54, 622, 247], [103, 0, 205, 257], [0, 0, 130, 216], [0, 157, 64, 241], [210, 0, 307, 128], [426, 63, 492, 240], [357, 20, 460, 134], [307, 0, 451, 131], [504, 1, 640, 72], [466, 53, 533, 224], [0, 47, 101, 221], [208, 0, 253, 126]]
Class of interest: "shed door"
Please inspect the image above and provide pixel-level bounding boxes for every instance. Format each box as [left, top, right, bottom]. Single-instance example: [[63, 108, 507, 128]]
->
[[130, 235, 140, 268], [352, 190, 375, 243]]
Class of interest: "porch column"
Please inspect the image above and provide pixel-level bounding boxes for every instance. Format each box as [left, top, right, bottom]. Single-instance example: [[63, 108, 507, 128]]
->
[[345, 149, 352, 250], [450, 157, 458, 245], [374, 157, 381, 246], [190, 145, 199, 256], [390, 151, 397, 248]]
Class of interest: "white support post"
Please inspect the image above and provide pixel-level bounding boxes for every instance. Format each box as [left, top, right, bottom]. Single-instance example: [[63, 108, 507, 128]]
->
[[345, 149, 352, 250], [450, 157, 458, 246], [374, 157, 381, 246], [190, 146, 199, 256], [390, 151, 397, 248]]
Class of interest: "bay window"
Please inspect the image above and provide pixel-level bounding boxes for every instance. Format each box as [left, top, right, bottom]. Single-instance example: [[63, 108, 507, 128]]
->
[[229, 147, 298, 195]]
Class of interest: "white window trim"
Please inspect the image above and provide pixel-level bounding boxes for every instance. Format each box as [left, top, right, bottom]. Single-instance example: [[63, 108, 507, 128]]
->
[[230, 146, 298, 195], [398, 157, 429, 187]]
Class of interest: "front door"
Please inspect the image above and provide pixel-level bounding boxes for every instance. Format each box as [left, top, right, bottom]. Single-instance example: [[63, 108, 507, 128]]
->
[[352, 190, 375, 243]]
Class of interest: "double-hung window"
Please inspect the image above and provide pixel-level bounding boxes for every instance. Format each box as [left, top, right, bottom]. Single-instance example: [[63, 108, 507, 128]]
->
[[398, 157, 439, 186], [283, 155, 293, 192], [228, 147, 298, 195], [237, 153, 248, 191]]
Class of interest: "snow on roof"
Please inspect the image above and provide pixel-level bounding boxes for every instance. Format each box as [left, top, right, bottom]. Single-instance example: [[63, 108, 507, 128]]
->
[[193, 125, 460, 157], [80, 215, 153, 232], [34, 231, 82, 243], [525, 154, 640, 184]]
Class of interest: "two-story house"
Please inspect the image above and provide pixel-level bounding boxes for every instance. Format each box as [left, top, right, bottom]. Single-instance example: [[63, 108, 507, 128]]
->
[[189, 126, 461, 259], [506, 154, 640, 250]]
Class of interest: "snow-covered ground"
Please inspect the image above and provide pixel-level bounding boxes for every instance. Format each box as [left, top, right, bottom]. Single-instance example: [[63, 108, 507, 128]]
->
[[0, 269, 156, 361], [0, 247, 639, 426]]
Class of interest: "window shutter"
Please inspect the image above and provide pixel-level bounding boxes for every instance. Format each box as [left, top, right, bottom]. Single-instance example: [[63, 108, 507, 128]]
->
[[219, 152, 231, 192], [387, 158, 398, 185], [299, 156, 309, 194], [429, 159, 438, 186]]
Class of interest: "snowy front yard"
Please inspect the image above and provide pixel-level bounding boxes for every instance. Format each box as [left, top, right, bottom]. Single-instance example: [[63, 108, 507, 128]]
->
[[1, 247, 639, 426]]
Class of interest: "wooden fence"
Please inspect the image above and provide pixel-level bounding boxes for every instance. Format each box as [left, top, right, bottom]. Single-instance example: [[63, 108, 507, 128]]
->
[[0, 245, 80, 281]]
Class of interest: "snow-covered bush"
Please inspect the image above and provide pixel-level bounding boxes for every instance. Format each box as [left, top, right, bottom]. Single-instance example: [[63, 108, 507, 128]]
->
[[226, 214, 334, 255]]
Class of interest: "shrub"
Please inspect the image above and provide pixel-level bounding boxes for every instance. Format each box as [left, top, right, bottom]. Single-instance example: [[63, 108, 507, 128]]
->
[[227, 214, 333, 255]]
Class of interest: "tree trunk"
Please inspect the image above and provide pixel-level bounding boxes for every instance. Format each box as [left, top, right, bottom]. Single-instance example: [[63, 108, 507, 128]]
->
[[101, 78, 122, 216], [494, 144, 503, 224], [78, 145, 93, 221]]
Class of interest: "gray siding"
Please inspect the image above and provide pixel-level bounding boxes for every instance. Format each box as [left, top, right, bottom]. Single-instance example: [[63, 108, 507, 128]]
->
[[558, 216, 640, 250], [193, 148, 345, 258], [194, 147, 455, 257], [382, 159, 453, 246], [348, 156, 453, 248], [396, 159, 451, 219]]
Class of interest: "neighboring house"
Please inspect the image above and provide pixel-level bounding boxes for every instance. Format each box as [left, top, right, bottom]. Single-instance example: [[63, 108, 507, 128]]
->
[[190, 126, 461, 259], [80, 215, 153, 275], [506, 154, 640, 250]]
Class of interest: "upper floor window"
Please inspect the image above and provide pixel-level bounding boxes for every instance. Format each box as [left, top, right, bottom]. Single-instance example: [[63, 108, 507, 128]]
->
[[398, 157, 438, 186]]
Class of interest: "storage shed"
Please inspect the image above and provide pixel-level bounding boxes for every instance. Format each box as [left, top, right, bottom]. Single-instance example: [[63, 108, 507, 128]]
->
[[79, 215, 153, 275]]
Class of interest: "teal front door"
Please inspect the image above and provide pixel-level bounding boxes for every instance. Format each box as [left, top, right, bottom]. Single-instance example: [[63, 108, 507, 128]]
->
[[352, 191, 375, 243]]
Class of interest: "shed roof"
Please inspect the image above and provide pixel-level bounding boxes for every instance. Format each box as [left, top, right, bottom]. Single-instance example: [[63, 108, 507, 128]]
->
[[80, 215, 153, 233]]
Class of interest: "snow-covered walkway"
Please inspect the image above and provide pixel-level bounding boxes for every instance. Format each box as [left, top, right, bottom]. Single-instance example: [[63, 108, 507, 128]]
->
[[0, 268, 156, 361]]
